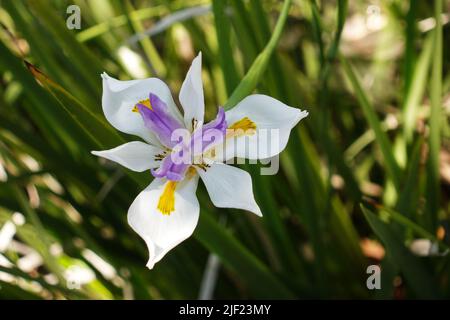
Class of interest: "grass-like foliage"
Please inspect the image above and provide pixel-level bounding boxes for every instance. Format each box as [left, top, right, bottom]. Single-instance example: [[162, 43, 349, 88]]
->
[[0, 0, 449, 299]]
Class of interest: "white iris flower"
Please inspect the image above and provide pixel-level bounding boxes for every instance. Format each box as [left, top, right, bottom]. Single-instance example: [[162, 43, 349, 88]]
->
[[92, 53, 308, 269]]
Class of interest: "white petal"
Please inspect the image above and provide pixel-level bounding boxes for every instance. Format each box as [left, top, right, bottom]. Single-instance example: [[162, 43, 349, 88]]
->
[[92, 141, 163, 172], [197, 163, 262, 216], [101, 73, 183, 145], [127, 176, 199, 269], [222, 94, 308, 160], [179, 52, 204, 131]]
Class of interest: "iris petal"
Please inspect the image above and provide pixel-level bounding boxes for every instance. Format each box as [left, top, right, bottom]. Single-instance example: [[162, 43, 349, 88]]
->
[[137, 93, 184, 148], [151, 155, 189, 181], [191, 107, 227, 154]]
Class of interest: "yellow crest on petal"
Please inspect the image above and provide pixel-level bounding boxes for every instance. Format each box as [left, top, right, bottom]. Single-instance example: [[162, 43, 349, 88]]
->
[[132, 98, 152, 113], [227, 117, 257, 137], [157, 181, 177, 215]]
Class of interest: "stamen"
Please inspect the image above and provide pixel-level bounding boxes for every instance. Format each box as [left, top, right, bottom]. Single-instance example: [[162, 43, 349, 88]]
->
[[191, 118, 198, 130], [157, 181, 177, 215], [227, 117, 256, 137], [196, 163, 210, 172], [132, 98, 152, 112]]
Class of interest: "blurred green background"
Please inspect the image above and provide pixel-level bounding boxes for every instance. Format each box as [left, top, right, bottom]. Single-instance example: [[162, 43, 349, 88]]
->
[[0, 0, 449, 299]]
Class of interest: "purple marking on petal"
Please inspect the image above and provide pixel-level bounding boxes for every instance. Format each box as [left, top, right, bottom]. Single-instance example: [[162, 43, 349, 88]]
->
[[137, 93, 183, 148], [202, 107, 226, 131], [151, 154, 189, 181], [151, 156, 172, 178], [149, 93, 169, 114], [191, 107, 227, 154]]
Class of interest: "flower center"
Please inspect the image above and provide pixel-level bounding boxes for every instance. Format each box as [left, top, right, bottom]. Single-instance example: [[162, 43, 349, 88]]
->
[[157, 181, 177, 215]]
